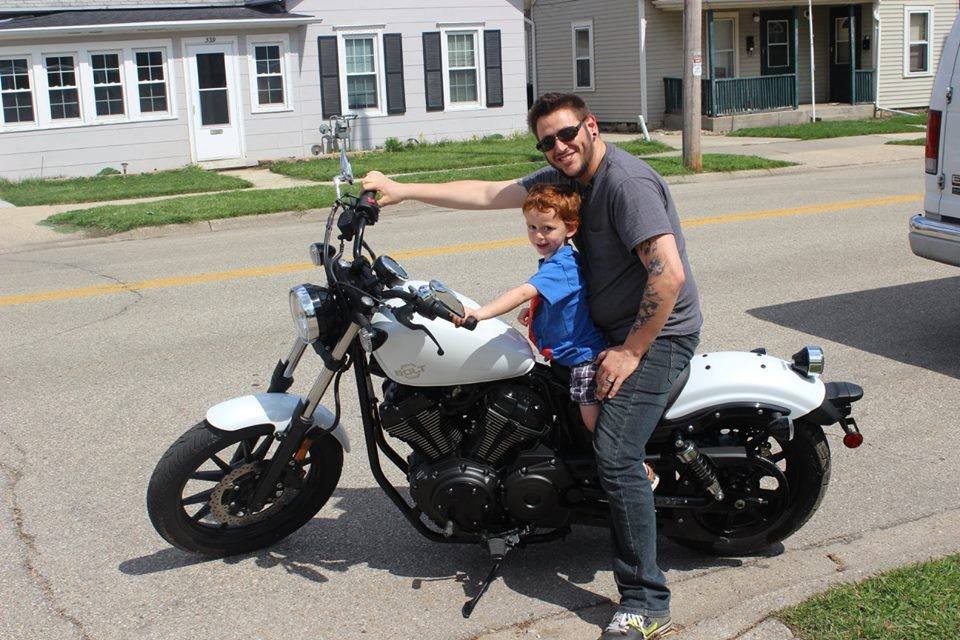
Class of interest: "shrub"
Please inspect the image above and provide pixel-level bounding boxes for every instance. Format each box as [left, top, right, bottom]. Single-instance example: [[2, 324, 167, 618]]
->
[[97, 167, 121, 176], [384, 137, 403, 152]]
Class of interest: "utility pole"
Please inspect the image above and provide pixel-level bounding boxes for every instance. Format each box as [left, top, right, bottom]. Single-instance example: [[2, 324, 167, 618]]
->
[[682, 0, 703, 171]]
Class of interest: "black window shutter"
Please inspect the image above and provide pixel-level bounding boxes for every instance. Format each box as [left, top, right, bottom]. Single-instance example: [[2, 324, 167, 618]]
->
[[422, 31, 444, 112], [383, 33, 406, 114], [484, 30, 504, 108], [317, 35, 342, 119]]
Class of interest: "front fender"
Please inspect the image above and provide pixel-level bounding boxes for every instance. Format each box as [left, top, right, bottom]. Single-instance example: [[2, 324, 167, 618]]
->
[[205, 393, 351, 453]]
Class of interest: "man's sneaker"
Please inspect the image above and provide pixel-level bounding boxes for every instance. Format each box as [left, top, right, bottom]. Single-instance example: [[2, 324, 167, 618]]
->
[[600, 611, 674, 639]]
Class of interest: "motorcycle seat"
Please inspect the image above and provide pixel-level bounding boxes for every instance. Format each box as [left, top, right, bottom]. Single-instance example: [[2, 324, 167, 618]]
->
[[547, 362, 690, 413]]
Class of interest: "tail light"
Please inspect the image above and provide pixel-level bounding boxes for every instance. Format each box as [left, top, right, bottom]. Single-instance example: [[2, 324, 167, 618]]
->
[[925, 109, 942, 175]]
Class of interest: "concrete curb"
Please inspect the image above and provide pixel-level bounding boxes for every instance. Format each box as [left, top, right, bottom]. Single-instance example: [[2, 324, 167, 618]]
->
[[470, 508, 960, 640]]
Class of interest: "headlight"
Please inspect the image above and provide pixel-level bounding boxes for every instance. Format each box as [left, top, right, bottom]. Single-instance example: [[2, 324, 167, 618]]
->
[[289, 285, 321, 343], [791, 346, 825, 377]]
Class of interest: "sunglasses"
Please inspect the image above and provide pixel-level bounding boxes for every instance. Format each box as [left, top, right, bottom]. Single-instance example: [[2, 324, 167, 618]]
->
[[535, 118, 588, 152]]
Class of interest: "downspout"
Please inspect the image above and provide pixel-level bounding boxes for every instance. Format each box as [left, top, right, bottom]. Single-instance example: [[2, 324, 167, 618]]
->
[[525, 15, 538, 100], [873, 1, 881, 111], [638, 0, 650, 138], [808, 0, 816, 120]]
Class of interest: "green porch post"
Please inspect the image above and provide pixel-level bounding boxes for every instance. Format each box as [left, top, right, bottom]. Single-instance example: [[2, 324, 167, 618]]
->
[[707, 9, 716, 116], [848, 4, 856, 103], [792, 6, 799, 109]]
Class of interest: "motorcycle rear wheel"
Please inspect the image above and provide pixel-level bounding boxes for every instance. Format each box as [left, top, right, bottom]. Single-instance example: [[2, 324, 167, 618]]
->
[[667, 422, 831, 556], [146, 421, 342, 557]]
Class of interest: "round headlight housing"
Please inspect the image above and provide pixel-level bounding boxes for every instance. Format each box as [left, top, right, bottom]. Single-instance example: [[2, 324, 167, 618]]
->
[[289, 285, 320, 343]]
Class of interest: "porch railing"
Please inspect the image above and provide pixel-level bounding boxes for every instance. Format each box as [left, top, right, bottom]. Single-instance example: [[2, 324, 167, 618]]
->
[[854, 69, 875, 104], [665, 74, 796, 117]]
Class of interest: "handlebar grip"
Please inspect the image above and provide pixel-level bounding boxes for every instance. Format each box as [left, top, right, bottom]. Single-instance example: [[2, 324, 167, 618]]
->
[[462, 316, 478, 331]]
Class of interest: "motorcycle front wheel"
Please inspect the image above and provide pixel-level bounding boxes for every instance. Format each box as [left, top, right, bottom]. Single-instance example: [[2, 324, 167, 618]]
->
[[667, 422, 831, 556], [146, 421, 342, 557]]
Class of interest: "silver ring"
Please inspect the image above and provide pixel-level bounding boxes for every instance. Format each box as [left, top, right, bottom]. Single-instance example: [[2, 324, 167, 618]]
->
[[605, 377, 614, 383]]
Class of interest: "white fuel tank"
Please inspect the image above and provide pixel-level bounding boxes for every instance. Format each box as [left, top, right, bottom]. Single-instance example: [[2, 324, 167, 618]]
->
[[371, 281, 536, 387]]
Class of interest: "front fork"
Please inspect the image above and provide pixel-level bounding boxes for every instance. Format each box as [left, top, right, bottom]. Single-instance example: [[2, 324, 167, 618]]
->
[[250, 324, 360, 511]]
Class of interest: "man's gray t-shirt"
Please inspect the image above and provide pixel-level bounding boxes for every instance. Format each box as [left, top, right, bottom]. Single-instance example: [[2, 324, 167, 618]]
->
[[520, 144, 702, 344]]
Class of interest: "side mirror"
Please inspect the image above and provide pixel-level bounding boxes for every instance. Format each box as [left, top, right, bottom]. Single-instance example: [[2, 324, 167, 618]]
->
[[429, 280, 465, 316]]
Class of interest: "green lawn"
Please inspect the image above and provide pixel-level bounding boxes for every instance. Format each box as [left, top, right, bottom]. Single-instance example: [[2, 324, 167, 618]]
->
[[886, 138, 927, 146], [777, 554, 960, 640], [268, 134, 674, 182], [0, 166, 252, 206], [395, 154, 793, 184], [43, 185, 335, 233], [729, 115, 926, 140]]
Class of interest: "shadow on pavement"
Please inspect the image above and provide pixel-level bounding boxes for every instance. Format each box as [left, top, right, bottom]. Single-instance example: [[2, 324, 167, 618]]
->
[[120, 487, 747, 627], [748, 276, 960, 379]]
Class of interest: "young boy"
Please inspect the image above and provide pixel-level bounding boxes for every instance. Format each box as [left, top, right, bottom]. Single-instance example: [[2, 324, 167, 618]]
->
[[458, 184, 657, 487]]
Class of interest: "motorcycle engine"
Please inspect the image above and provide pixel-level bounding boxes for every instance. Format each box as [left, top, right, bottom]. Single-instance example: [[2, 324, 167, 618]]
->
[[381, 381, 560, 532]]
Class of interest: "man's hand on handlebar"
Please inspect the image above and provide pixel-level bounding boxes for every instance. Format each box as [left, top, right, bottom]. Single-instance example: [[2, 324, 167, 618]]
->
[[361, 171, 404, 206]]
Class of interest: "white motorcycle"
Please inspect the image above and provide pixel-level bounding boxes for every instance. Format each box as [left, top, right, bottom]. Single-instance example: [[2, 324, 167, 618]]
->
[[146, 140, 864, 617]]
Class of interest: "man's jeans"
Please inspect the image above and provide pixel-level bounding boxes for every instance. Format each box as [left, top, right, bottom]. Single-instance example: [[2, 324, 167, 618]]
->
[[593, 332, 700, 617]]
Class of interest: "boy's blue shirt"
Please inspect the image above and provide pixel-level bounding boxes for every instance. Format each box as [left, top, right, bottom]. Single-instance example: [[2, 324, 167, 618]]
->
[[527, 244, 607, 367]]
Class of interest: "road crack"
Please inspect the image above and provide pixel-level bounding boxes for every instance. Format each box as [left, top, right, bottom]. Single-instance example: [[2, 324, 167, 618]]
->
[[4, 257, 143, 350], [0, 429, 95, 640]]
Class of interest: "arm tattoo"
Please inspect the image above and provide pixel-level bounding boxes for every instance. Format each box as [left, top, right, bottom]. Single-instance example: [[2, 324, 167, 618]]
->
[[631, 282, 662, 333], [639, 238, 665, 276]]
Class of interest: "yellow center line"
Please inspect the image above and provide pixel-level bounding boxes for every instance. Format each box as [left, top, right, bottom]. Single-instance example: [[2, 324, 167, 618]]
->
[[0, 193, 921, 308]]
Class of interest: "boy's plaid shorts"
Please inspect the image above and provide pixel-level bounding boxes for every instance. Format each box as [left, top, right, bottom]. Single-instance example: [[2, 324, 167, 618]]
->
[[569, 361, 599, 405]]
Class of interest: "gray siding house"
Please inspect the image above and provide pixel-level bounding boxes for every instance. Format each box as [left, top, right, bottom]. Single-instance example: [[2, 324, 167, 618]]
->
[[529, 0, 958, 130], [0, 0, 528, 179]]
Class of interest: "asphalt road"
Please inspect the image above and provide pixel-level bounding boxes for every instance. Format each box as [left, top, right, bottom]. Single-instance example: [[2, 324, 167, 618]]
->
[[2, 158, 958, 640]]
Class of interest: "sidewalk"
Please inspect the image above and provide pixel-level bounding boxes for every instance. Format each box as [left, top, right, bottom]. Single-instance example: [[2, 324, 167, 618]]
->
[[0, 132, 923, 254]]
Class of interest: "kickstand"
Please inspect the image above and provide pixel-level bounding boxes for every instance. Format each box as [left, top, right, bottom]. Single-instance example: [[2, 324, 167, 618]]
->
[[461, 537, 511, 618]]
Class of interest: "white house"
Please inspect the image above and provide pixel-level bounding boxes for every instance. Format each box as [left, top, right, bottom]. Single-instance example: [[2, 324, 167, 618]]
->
[[0, 0, 528, 179], [528, 0, 958, 130]]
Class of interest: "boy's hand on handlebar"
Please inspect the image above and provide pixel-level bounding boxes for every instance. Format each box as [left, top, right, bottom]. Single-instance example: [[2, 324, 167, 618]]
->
[[517, 307, 530, 327], [453, 308, 482, 328], [361, 171, 404, 206]]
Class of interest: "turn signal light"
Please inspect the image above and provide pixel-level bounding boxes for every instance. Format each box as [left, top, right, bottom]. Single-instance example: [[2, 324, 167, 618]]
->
[[843, 432, 863, 448]]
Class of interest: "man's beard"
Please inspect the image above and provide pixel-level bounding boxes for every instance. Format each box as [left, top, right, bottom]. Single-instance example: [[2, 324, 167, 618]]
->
[[549, 138, 593, 179]]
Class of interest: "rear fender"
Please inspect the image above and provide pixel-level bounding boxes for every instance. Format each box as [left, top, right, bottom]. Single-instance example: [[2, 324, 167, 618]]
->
[[205, 393, 350, 453], [665, 351, 825, 421]]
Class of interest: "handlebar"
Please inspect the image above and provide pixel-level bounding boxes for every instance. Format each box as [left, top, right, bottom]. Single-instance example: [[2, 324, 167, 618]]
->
[[380, 289, 476, 330]]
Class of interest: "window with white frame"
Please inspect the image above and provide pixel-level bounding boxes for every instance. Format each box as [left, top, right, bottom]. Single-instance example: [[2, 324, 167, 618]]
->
[[905, 8, 932, 75], [135, 50, 169, 114], [766, 20, 790, 69], [91, 52, 124, 117], [712, 16, 737, 78], [344, 35, 379, 110], [0, 41, 173, 132], [0, 57, 34, 124], [45, 54, 81, 120], [250, 40, 287, 109], [447, 31, 479, 103], [572, 21, 593, 90]]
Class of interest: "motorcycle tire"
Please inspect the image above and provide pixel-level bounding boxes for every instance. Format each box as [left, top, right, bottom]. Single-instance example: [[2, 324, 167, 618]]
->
[[668, 422, 831, 556], [146, 421, 342, 557]]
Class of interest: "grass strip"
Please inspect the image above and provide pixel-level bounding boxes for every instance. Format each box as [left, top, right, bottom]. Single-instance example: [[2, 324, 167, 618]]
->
[[777, 554, 960, 640], [268, 135, 673, 181], [43, 185, 335, 233], [730, 115, 925, 140], [0, 166, 252, 206], [42, 153, 789, 234], [886, 138, 927, 146]]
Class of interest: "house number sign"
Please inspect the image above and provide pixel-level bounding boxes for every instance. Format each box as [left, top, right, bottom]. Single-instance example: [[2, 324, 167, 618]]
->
[[205, 36, 217, 43]]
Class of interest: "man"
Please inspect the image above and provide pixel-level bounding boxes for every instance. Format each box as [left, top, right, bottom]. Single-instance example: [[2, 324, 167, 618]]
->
[[362, 93, 702, 640]]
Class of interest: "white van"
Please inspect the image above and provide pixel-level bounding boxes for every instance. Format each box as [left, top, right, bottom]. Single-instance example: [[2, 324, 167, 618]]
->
[[910, 15, 960, 266]]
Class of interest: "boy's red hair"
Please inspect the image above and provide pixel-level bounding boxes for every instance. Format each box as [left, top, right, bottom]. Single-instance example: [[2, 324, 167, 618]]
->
[[522, 184, 581, 231]]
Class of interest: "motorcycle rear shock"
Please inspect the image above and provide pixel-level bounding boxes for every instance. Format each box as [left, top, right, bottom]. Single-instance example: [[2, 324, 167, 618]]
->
[[675, 438, 725, 501]]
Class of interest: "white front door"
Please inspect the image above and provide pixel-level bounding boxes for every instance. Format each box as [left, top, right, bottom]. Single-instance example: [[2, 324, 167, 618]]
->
[[186, 41, 243, 161]]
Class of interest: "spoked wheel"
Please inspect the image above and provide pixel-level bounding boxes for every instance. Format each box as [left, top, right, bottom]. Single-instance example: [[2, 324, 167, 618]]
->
[[147, 421, 342, 557], [667, 422, 831, 555]]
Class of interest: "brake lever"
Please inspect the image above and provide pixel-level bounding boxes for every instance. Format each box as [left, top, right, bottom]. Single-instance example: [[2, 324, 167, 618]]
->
[[394, 306, 444, 356]]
